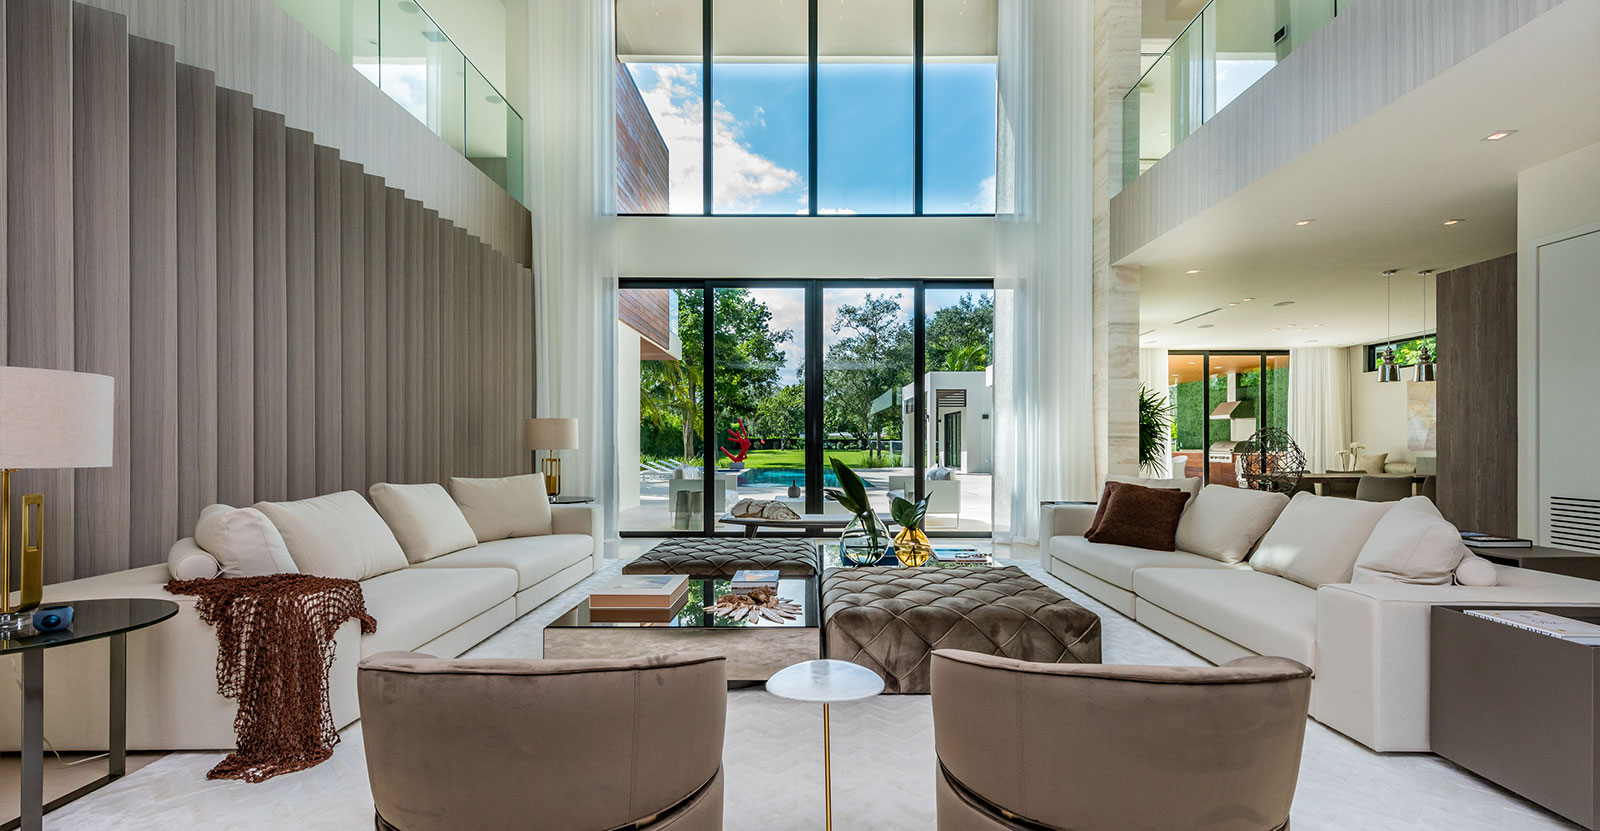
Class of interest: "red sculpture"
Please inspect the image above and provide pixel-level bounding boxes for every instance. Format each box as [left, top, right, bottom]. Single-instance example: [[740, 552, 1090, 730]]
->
[[721, 420, 753, 463]]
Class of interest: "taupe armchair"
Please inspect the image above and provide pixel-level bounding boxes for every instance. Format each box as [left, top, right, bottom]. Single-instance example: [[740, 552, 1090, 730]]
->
[[931, 650, 1312, 831], [359, 651, 726, 831]]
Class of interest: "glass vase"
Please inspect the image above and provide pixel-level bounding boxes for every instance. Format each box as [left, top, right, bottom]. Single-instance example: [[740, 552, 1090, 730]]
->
[[894, 526, 933, 567], [839, 512, 890, 566]]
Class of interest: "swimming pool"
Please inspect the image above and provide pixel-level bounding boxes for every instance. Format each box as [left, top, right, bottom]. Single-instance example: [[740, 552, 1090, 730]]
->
[[725, 468, 872, 489]]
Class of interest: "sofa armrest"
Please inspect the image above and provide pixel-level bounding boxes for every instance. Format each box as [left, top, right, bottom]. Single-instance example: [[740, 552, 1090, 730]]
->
[[1042, 503, 1097, 541], [1314, 576, 1600, 752], [551, 504, 603, 569]]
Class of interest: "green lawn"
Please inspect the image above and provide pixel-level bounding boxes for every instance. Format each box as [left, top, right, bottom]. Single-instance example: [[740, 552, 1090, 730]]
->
[[715, 449, 901, 469]]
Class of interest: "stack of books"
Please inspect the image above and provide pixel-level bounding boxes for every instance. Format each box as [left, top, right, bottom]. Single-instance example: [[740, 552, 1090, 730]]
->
[[1460, 532, 1533, 549], [588, 575, 690, 623], [934, 546, 991, 566], [1465, 610, 1600, 645], [730, 569, 780, 592]]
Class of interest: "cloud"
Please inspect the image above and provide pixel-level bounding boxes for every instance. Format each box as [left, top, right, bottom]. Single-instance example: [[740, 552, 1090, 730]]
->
[[966, 175, 996, 213], [631, 64, 802, 213]]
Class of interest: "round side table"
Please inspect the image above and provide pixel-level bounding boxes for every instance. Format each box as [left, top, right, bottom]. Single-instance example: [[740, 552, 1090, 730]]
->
[[766, 659, 884, 831]]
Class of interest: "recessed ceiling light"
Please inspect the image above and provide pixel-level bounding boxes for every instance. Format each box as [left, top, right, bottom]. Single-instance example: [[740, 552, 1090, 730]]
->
[[1482, 130, 1517, 142], [1307, 339, 1320, 343], [1242, 297, 1255, 302], [1295, 220, 1314, 226], [1198, 324, 1214, 329], [1313, 324, 1323, 327], [1185, 269, 1203, 275], [1228, 302, 1239, 307], [1189, 360, 1198, 365], [1271, 328, 1281, 331], [1442, 219, 1464, 226], [1273, 301, 1295, 307]]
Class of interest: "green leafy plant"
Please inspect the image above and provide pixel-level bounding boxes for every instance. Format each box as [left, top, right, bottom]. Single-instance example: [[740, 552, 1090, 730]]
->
[[1138, 384, 1176, 476], [823, 457, 887, 548], [890, 495, 930, 532]]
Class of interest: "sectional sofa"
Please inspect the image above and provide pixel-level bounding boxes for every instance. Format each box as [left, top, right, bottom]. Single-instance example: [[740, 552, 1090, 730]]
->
[[1043, 476, 1600, 752], [0, 475, 601, 751]]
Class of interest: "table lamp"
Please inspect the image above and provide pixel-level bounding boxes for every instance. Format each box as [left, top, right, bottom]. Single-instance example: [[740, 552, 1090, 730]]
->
[[524, 418, 578, 499], [0, 367, 114, 637]]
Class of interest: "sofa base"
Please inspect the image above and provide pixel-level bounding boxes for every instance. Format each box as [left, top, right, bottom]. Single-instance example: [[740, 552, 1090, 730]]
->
[[516, 558, 594, 617], [1048, 558, 1136, 618], [1133, 598, 1257, 666]]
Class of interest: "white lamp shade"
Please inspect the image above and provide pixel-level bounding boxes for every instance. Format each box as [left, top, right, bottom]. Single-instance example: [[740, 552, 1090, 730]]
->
[[0, 366, 115, 469], [524, 418, 579, 451]]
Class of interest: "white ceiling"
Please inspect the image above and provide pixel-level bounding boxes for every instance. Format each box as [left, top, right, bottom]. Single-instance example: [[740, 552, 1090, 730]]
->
[[1127, 0, 1600, 351]]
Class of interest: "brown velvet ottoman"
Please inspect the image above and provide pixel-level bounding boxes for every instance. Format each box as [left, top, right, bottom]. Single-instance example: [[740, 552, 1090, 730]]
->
[[621, 538, 819, 578], [822, 566, 1101, 694]]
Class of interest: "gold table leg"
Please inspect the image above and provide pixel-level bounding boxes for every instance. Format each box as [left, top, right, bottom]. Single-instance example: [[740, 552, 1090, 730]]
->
[[823, 702, 832, 831]]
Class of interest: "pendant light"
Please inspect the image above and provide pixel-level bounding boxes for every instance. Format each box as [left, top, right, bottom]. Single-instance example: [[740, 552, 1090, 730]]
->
[[1378, 270, 1401, 383], [1414, 269, 1437, 382]]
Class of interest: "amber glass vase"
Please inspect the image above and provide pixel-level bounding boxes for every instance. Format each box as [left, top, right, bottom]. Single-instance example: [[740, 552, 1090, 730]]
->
[[894, 526, 933, 567]]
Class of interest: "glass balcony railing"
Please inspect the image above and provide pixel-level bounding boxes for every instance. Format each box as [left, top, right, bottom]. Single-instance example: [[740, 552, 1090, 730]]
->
[[274, 0, 526, 205], [1120, 0, 1355, 193]]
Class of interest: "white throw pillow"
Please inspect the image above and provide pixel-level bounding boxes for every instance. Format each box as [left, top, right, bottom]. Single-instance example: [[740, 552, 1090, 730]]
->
[[194, 504, 299, 577], [1352, 497, 1471, 585], [1454, 553, 1500, 587], [167, 537, 221, 581], [1108, 474, 1203, 511], [369, 482, 480, 563], [449, 474, 552, 542], [1173, 486, 1290, 564], [254, 491, 409, 581], [1250, 493, 1394, 588]]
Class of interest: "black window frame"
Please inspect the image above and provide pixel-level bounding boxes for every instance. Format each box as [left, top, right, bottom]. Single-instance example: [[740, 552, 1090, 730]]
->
[[1166, 350, 1290, 485], [1364, 333, 1437, 372], [616, 0, 997, 218]]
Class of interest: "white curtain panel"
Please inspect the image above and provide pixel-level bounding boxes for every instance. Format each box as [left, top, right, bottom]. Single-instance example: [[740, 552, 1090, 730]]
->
[[993, 0, 1096, 543], [1139, 348, 1171, 475], [1288, 347, 1352, 474], [528, 0, 619, 537]]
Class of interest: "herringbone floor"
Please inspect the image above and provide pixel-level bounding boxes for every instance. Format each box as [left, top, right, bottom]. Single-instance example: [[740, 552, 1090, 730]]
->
[[44, 542, 1583, 830]]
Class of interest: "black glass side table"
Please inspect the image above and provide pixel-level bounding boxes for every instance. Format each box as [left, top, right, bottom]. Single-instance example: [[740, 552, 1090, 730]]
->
[[0, 598, 178, 831], [549, 495, 594, 504]]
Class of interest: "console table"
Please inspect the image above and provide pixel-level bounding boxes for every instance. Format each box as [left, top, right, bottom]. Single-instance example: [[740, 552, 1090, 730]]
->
[[1470, 545, 1600, 582]]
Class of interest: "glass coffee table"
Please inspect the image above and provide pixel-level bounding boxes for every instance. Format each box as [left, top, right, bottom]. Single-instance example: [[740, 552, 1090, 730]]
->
[[819, 543, 996, 569], [542, 576, 820, 684]]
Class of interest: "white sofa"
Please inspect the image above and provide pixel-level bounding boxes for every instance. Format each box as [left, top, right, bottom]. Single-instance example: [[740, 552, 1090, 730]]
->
[[1042, 480, 1600, 753], [0, 483, 602, 752]]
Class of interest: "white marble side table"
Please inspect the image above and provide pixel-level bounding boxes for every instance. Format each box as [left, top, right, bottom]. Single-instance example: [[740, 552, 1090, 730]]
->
[[766, 659, 885, 831]]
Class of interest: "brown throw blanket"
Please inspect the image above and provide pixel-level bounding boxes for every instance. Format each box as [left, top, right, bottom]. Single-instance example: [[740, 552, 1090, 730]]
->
[[167, 574, 377, 782]]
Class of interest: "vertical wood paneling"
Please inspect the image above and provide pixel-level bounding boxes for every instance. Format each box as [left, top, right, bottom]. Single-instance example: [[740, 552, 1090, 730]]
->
[[314, 145, 344, 495], [251, 109, 288, 502], [466, 238, 485, 476], [214, 87, 254, 506], [421, 209, 442, 486], [521, 265, 535, 474], [70, 3, 131, 578], [0, 0, 7, 366], [283, 127, 316, 499], [364, 176, 388, 487], [1438, 254, 1519, 537], [385, 187, 407, 481], [494, 252, 511, 475], [403, 199, 424, 483], [175, 64, 218, 532], [128, 35, 179, 565], [438, 224, 459, 481], [338, 160, 367, 492]]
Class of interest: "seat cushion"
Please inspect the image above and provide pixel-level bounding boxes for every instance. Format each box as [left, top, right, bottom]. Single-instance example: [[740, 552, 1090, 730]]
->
[[1132, 568, 1318, 668], [1250, 492, 1394, 588], [413, 535, 594, 591], [359, 567, 518, 656], [255, 491, 407, 581], [1050, 536, 1240, 591]]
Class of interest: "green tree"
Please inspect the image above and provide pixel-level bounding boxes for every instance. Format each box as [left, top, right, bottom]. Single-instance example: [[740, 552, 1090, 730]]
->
[[926, 292, 994, 371], [823, 294, 913, 450], [753, 383, 805, 442], [639, 357, 701, 461]]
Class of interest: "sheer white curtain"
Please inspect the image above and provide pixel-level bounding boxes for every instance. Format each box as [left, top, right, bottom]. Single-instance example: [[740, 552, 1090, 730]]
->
[[1139, 348, 1172, 475], [993, 0, 1095, 543], [1288, 347, 1351, 474], [528, 0, 618, 537]]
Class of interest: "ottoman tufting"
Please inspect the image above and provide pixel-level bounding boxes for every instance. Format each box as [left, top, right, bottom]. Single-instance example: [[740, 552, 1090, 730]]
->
[[822, 566, 1101, 693], [622, 538, 820, 578]]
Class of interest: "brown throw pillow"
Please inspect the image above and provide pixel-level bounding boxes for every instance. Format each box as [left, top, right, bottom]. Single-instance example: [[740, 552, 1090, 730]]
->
[[1085, 481, 1182, 538], [1085, 485, 1191, 551]]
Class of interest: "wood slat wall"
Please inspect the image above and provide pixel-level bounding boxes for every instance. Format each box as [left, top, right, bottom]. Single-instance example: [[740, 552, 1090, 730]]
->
[[1437, 253, 1518, 537], [2, 0, 536, 582]]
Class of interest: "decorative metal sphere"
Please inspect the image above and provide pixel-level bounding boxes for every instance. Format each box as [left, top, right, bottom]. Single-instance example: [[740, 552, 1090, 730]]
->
[[1236, 428, 1308, 495]]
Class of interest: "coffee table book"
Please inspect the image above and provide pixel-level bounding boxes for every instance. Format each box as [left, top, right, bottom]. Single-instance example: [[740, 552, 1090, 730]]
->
[[588, 594, 690, 624], [731, 570, 780, 591], [589, 575, 690, 609]]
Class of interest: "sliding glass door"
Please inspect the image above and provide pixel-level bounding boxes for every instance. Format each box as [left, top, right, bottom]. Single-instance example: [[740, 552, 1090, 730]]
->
[[618, 279, 993, 536], [1166, 350, 1290, 487]]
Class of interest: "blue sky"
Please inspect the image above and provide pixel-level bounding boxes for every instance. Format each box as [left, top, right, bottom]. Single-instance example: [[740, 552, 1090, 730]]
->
[[629, 59, 996, 214]]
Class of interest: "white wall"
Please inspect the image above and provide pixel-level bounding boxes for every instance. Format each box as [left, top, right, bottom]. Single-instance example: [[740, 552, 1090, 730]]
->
[[616, 217, 995, 278], [616, 323, 642, 511], [1518, 140, 1600, 539], [1345, 345, 1426, 467]]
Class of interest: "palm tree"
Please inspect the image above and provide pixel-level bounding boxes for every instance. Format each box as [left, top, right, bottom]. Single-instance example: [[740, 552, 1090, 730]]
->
[[640, 359, 703, 461]]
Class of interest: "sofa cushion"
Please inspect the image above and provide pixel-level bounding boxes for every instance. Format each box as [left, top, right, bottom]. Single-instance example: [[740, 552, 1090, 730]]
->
[[1355, 453, 1389, 474], [369, 482, 480, 564], [1250, 493, 1393, 588], [449, 474, 552, 542], [167, 537, 220, 581], [1352, 497, 1470, 585], [1173, 486, 1290, 564], [1086, 481, 1182, 538], [358, 566, 518, 656], [1051, 536, 1241, 591], [413, 535, 594, 591], [1085, 485, 1189, 551], [255, 491, 409, 582], [1132, 568, 1319, 668], [194, 504, 299, 577], [1454, 553, 1500, 587], [1107, 473, 1202, 508]]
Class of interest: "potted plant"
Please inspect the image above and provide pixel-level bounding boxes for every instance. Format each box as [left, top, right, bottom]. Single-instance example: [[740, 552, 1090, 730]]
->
[[1138, 385, 1176, 476], [890, 494, 933, 567], [824, 457, 890, 566]]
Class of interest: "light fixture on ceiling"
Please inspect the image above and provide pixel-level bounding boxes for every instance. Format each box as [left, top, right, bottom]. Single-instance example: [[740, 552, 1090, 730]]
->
[[1415, 269, 1437, 382], [1482, 130, 1517, 142], [1442, 219, 1464, 226], [1378, 270, 1401, 382], [1241, 297, 1255, 302], [1295, 219, 1314, 226], [1186, 269, 1203, 275], [1228, 302, 1239, 307]]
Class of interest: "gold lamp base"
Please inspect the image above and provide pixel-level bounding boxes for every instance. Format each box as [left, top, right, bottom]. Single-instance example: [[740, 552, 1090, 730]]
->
[[541, 456, 562, 499], [0, 468, 45, 619]]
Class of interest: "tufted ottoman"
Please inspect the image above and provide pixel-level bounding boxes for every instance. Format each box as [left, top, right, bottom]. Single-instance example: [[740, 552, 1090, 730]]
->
[[622, 538, 820, 578], [822, 566, 1101, 693]]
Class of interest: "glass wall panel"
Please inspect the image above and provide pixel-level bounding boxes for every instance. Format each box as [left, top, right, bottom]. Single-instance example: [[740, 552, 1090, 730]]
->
[[711, 0, 809, 214], [1264, 353, 1290, 433], [924, 288, 994, 530], [620, 288, 706, 532], [616, 0, 705, 213], [822, 288, 913, 519], [465, 61, 510, 192], [1211, 0, 1281, 112], [818, 0, 914, 214], [380, 0, 465, 153], [710, 288, 806, 532], [923, 0, 998, 214], [1168, 354, 1206, 480]]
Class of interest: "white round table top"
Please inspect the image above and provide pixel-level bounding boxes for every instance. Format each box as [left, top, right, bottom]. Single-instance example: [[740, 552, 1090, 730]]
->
[[766, 659, 885, 704]]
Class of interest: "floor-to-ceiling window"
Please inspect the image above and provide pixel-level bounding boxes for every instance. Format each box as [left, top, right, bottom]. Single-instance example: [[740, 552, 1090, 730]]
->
[[619, 279, 994, 536], [1167, 350, 1289, 486]]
